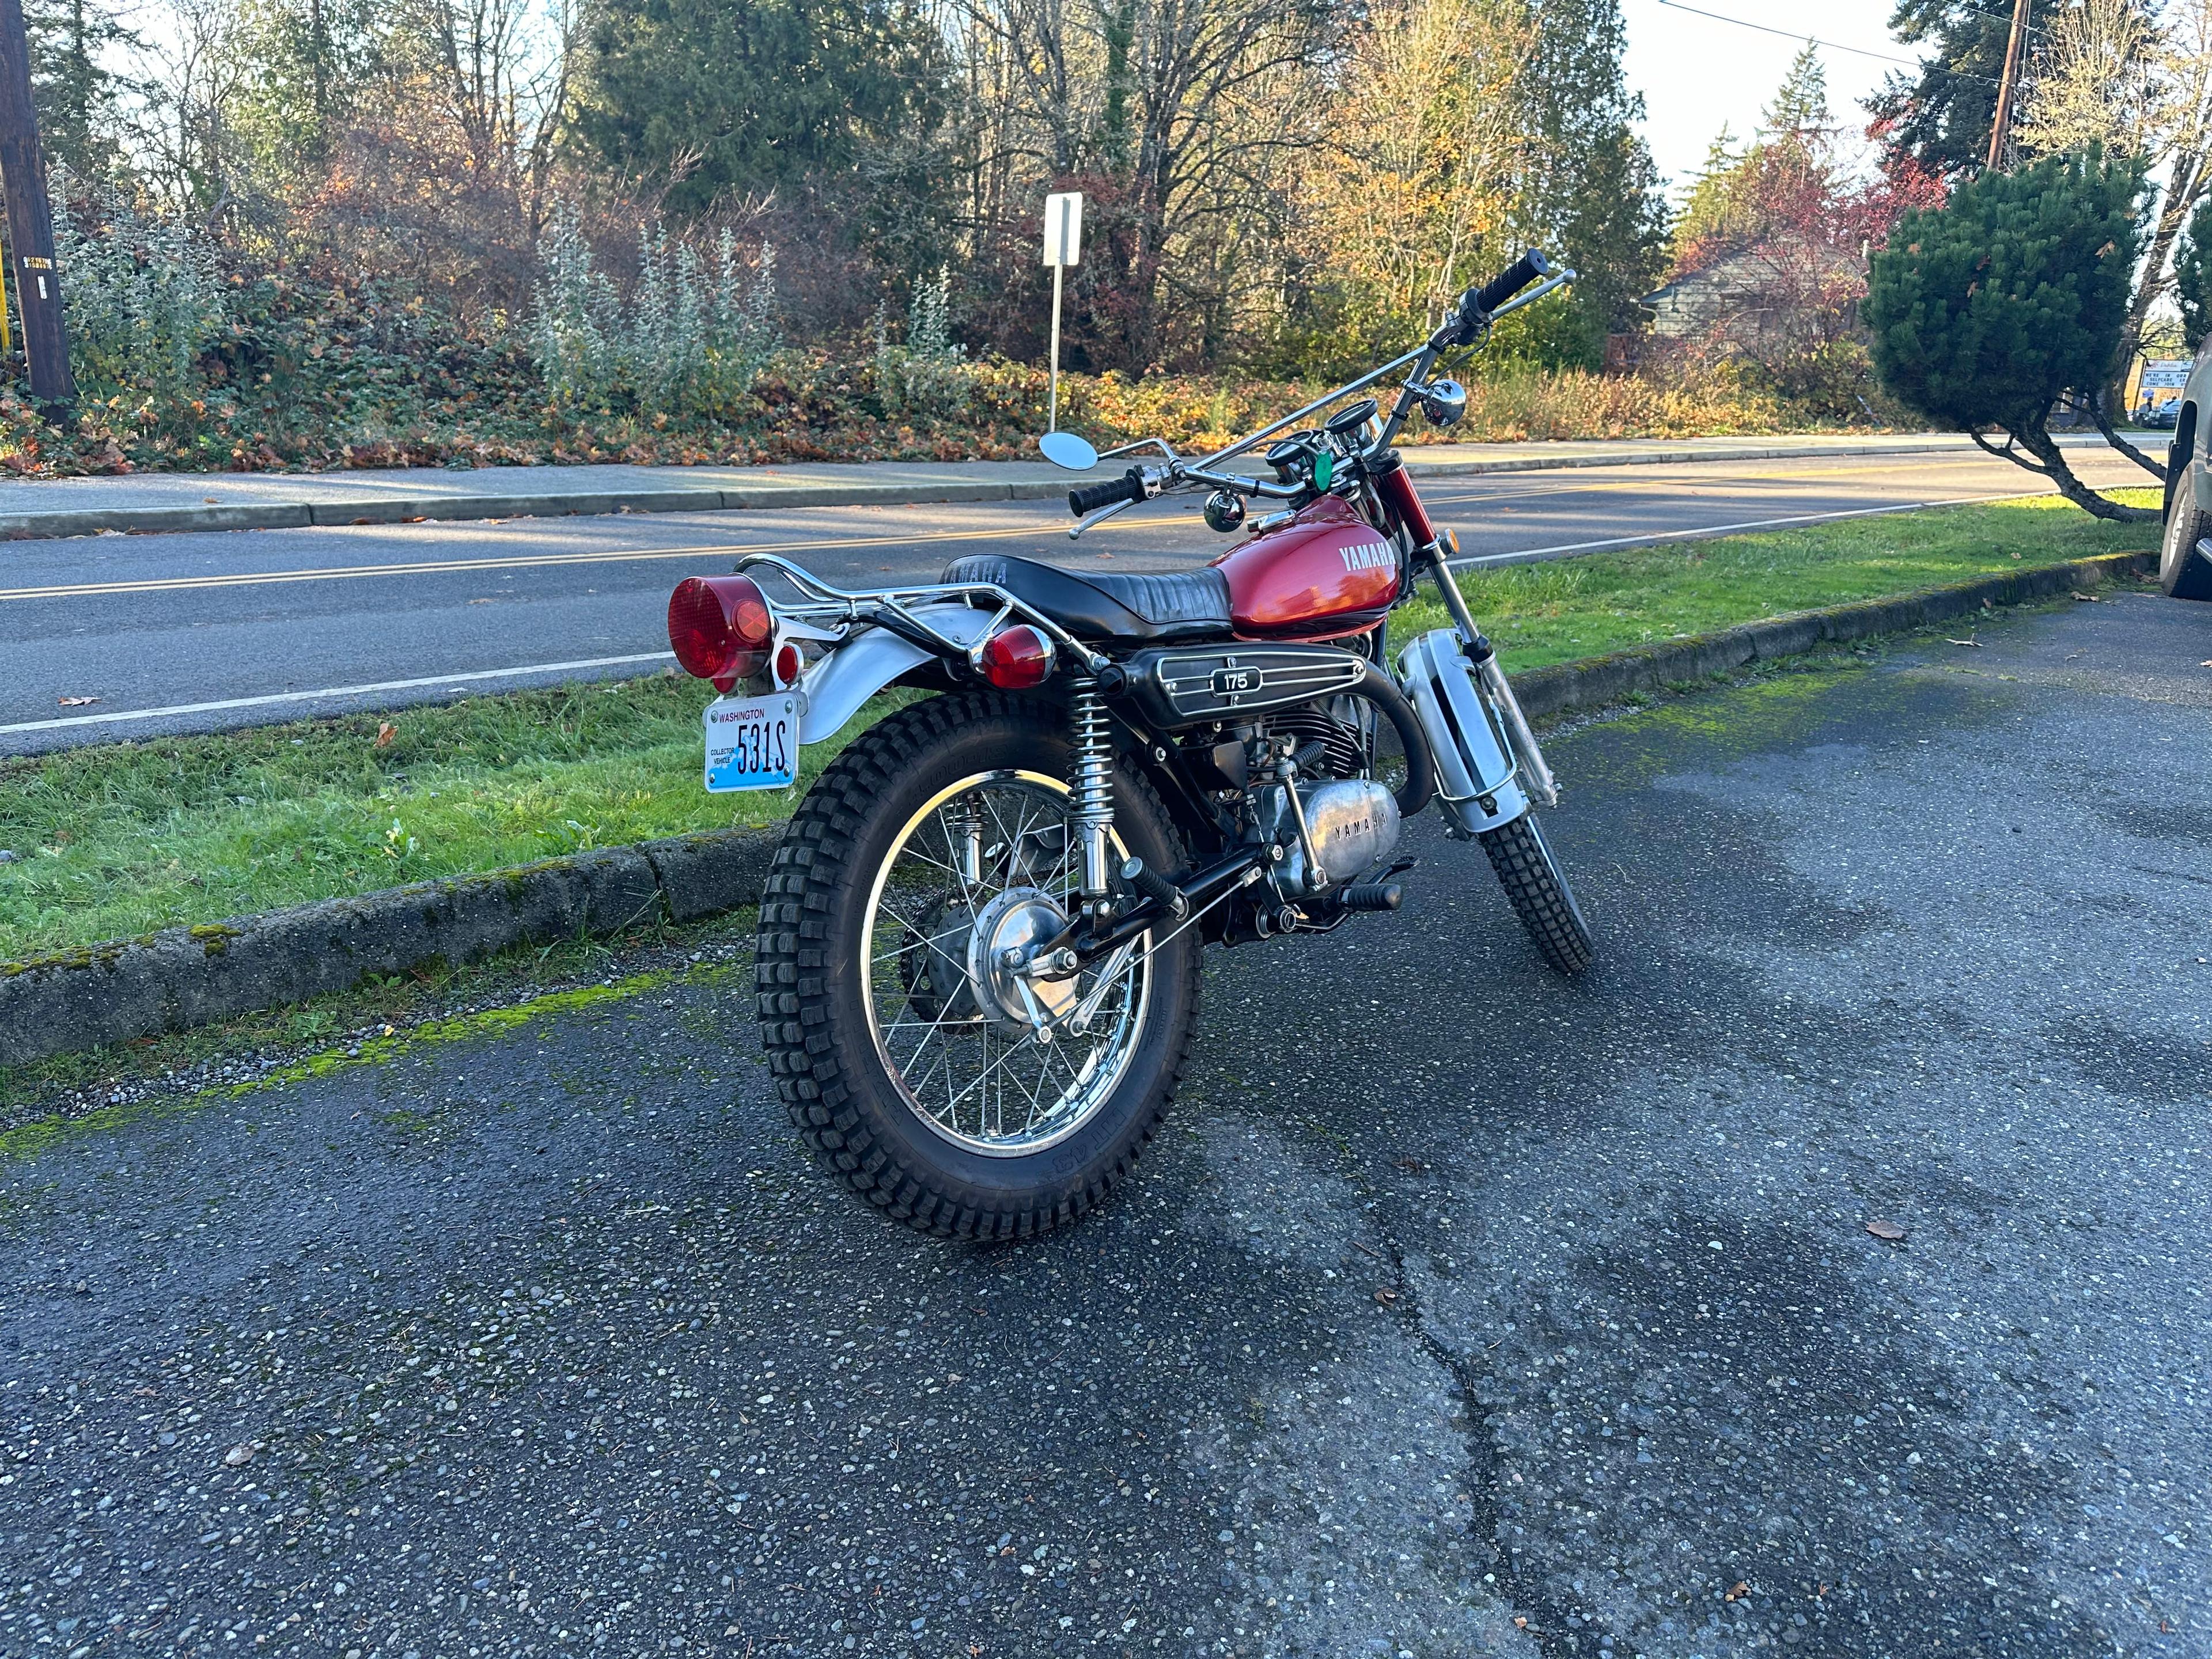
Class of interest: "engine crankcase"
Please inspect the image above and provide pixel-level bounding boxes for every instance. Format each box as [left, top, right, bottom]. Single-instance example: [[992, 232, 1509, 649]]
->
[[1256, 777, 1401, 893]]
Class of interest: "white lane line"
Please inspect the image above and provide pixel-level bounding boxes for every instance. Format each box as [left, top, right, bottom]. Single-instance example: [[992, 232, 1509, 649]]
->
[[0, 652, 675, 734], [1445, 494, 2029, 569]]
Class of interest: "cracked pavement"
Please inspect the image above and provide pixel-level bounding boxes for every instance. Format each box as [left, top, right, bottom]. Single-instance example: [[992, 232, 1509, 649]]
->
[[2, 592, 2209, 1658]]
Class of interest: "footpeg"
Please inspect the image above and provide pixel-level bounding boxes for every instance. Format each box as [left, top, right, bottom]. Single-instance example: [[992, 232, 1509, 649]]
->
[[1120, 857, 1188, 918], [1338, 882, 1402, 912]]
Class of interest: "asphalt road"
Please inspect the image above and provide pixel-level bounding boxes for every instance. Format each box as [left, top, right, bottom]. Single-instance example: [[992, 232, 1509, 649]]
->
[[4, 592, 2207, 1657], [1, 446, 2156, 753]]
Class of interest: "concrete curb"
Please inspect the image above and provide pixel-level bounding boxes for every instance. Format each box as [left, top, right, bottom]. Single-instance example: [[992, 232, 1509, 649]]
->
[[1511, 549, 2154, 719], [0, 433, 2115, 542], [0, 547, 2153, 1065], [0, 828, 778, 1065]]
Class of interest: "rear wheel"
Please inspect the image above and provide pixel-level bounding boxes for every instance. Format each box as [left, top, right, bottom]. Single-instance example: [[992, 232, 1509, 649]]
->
[[1480, 813, 1594, 975], [755, 693, 1202, 1239], [2160, 454, 2212, 600]]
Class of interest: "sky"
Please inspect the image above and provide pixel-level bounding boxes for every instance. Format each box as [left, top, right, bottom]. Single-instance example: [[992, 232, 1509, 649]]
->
[[1620, 0, 1919, 192]]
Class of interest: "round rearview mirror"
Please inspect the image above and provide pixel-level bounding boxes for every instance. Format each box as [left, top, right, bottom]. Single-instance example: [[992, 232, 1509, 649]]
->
[[1039, 430, 1100, 471]]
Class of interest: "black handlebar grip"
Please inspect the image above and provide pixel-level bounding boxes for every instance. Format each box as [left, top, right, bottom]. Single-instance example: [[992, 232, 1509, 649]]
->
[[1068, 467, 1148, 516], [1468, 249, 1552, 319]]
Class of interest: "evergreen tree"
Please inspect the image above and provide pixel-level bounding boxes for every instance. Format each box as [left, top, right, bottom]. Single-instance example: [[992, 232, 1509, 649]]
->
[[22, 0, 132, 175], [2175, 196, 2212, 351], [1865, 147, 2152, 520], [575, 0, 947, 218], [1865, 0, 2013, 181], [1765, 42, 1830, 139], [232, 0, 385, 180], [1514, 0, 1669, 359]]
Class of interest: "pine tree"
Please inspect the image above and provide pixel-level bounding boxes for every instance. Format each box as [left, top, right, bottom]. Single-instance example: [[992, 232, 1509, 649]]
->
[[1865, 147, 2152, 520], [1514, 0, 1669, 357], [575, 0, 946, 216], [1866, 1, 2014, 181], [2175, 197, 2212, 351], [1764, 43, 1829, 139], [22, 0, 132, 175]]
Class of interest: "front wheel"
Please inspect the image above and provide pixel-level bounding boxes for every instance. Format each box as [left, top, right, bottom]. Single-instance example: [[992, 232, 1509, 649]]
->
[[2160, 454, 2212, 600], [755, 693, 1202, 1239], [1480, 813, 1594, 975]]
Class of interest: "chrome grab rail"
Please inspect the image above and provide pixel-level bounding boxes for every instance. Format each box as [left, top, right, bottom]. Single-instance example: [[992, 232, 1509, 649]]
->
[[734, 550, 1113, 675]]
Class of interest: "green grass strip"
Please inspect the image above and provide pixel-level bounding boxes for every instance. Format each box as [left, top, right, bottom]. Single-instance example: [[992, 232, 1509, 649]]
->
[[1396, 487, 2158, 668], [0, 490, 2157, 962]]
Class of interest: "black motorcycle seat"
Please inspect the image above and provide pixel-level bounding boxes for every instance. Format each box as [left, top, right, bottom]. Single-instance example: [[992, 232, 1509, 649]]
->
[[942, 554, 1233, 643]]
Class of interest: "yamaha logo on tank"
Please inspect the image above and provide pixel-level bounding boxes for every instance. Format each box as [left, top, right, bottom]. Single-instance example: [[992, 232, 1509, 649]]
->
[[1338, 539, 1393, 573]]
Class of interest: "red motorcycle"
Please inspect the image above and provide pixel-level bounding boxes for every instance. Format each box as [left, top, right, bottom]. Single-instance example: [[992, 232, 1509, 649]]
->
[[665, 251, 1589, 1237]]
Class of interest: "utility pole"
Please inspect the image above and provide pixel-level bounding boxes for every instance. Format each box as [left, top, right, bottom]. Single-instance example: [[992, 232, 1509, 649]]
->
[[0, 0, 72, 411], [1986, 0, 2032, 171]]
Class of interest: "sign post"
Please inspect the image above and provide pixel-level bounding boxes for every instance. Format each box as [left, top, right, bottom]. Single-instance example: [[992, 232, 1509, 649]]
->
[[1042, 191, 1082, 433]]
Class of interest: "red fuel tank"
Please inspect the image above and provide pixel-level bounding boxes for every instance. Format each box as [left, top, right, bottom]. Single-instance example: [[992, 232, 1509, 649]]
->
[[1212, 494, 1402, 640]]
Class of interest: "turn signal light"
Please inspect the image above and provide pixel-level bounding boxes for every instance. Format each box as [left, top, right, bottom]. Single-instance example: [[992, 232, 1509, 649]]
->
[[979, 624, 1055, 690], [668, 574, 774, 691]]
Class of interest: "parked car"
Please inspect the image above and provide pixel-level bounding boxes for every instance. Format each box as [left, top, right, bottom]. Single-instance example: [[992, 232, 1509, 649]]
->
[[2159, 347, 2212, 600], [2137, 402, 2180, 430]]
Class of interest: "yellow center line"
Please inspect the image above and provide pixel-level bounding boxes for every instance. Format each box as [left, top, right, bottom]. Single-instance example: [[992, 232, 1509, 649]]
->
[[0, 513, 1206, 603], [3, 446, 2126, 605]]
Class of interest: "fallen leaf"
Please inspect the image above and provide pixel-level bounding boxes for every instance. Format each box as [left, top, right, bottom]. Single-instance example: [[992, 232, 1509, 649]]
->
[[374, 722, 397, 748], [1374, 1287, 1399, 1306], [1725, 1581, 1749, 1601], [223, 1443, 255, 1467], [1866, 1218, 1908, 1243], [2200, 660, 2212, 668], [1945, 638, 1980, 648], [56, 695, 100, 706], [2071, 590, 2099, 602], [203, 496, 219, 503], [1395, 1157, 1427, 1173], [1513, 1616, 1528, 1628]]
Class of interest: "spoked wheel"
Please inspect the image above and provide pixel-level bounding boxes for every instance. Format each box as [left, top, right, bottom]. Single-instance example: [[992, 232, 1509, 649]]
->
[[1480, 813, 1594, 975], [756, 694, 1201, 1238]]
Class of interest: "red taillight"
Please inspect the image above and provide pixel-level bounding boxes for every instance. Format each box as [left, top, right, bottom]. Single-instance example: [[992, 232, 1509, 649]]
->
[[979, 624, 1055, 690], [668, 575, 774, 690]]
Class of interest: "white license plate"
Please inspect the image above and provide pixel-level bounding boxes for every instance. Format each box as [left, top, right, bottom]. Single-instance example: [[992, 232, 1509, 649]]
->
[[703, 693, 798, 793]]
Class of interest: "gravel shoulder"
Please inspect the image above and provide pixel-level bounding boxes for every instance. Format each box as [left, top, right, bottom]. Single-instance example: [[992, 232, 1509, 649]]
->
[[2, 594, 2209, 1659]]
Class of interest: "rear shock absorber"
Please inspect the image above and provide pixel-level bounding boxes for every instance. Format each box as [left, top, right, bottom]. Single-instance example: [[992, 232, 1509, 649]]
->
[[1069, 676, 1115, 912]]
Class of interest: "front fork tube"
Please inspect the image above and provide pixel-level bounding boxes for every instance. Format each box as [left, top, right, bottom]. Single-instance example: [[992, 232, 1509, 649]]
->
[[1419, 545, 1560, 808]]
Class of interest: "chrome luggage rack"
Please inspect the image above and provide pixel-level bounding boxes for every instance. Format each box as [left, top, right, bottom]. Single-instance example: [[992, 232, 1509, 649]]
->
[[735, 551, 1113, 675]]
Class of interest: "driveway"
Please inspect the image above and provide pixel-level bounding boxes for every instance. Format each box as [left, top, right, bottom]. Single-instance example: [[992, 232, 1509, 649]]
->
[[2, 592, 2208, 1658]]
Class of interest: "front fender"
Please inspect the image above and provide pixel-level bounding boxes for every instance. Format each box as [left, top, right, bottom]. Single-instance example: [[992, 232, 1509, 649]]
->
[[797, 604, 991, 745]]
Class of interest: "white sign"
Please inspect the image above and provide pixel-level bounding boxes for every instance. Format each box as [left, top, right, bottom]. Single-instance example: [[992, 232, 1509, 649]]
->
[[1043, 192, 1084, 268], [2141, 359, 2191, 391]]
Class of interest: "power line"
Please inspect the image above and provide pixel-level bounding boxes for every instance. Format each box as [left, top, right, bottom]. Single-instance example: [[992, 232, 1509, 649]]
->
[[1650, 0, 2002, 81]]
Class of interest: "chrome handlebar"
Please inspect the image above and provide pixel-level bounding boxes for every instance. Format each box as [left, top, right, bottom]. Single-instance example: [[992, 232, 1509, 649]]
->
[[1067, 262, 1575, 539]]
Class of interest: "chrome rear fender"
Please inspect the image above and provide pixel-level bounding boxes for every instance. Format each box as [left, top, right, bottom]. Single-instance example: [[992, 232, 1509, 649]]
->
[[797, 603, 994, 744]]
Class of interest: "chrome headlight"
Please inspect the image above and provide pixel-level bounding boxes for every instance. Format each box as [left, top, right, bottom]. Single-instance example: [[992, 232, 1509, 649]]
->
[[1419, 378, 1468, 427]]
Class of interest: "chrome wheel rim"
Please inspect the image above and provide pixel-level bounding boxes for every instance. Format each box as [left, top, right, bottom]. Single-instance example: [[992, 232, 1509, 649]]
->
[[860, 769, 1152, 1157]]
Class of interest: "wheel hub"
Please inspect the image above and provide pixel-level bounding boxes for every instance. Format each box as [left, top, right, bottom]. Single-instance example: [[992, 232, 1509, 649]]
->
[[965, 886, 1076, 1036]]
